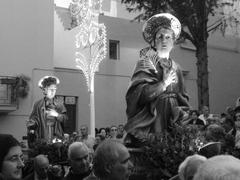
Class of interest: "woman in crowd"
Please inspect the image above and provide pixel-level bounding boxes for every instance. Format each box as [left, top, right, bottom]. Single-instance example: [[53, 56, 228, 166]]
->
[[109, 126, 118, 139], [0, 134, 24, 180], [98, 128, 107, 140]]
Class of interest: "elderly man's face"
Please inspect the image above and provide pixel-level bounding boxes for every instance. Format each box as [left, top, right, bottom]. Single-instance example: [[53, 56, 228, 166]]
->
[[110, 146, 133, 180], [1, 146, 24, 180], [80, 126, 88, 136], [155, 28, 174, 54], [70, 147, 90, 174], [34, 156, 49, 179]]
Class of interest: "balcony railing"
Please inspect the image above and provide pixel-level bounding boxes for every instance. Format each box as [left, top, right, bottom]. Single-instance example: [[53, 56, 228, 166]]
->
[[0, 76, 18, 113]]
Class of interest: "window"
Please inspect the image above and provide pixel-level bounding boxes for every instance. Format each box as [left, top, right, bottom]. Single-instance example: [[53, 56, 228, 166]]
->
[[109, 40, 120, 60]]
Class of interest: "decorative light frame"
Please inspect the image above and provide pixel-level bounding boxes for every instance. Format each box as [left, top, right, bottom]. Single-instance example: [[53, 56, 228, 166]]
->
[[69, 0, 106, 136], [70, 0, 106, 92]]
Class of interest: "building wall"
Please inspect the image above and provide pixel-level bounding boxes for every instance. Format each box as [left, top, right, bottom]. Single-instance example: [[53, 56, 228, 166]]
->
[[176, 34, 240, 112], [208, 35, 240, 112], [0, 0, 54, 140]]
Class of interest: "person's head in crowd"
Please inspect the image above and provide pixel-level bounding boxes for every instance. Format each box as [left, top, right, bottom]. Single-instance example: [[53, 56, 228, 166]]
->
[[222, 117, 235, 133], [68, 142, 91, 174], [117, 124, 125, 138], [236, 97, 240, 107], [219, 113, 227, 125], [38, 76, 60, 100], [201, 106, 210, 116], [110, 126, 118, 139], [193, 155, 240, 180], [235, 121, 240, 132], [225, 106, 234, 118], [71, 132, 77, 137], [234, 106, 240, 122], [93, 139, 133, 180], [80, 125, 89, 138], [188, 110, 205, 126], [33, 154, 49, 180], [235, 112, 240, 122], [205, 124, 225, 142], [189, 110, 200, 120], [235, 110, 240, 129], [105, 127, 110, 137], [118, 124, 124, 133], [93, 134, 102, 151], [0, 134, 24, 180], [99, 128, 106, 139], [95, 135, 102, 144], [220, 113, 226, 119], [63, 133, 70, 142], [95, 128, 99, 136], [178, 154, 207, 180]]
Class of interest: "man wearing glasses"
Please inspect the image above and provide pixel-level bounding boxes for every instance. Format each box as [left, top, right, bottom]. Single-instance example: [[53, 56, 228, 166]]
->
[[110, 126, 118, 139]]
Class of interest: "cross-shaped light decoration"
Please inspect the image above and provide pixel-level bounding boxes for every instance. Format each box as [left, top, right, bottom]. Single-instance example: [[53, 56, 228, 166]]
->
[[69, 0, 107, 136]]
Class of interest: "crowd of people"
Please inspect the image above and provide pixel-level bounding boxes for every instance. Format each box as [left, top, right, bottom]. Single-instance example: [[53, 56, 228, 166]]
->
[[2, 105, 240, 180], [62, 124, 127, 152], [0, 134, 133, 180]]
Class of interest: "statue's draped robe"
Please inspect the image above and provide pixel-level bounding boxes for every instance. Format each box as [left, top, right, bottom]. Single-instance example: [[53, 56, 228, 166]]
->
[[29, 97, 68, 140], [125, 48, 189, 141]]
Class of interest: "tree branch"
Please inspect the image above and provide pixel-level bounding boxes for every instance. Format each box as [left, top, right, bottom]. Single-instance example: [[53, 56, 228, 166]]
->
[[207, 21, 222, 32], [181, 30, 196, 46], [207, 18, 223, 29]]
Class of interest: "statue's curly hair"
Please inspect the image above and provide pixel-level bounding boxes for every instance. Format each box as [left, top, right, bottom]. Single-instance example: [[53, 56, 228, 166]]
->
[[41, 77, 57, 88]]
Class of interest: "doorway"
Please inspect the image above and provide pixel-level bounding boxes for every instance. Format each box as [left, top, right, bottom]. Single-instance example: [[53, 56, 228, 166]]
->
[[56, 95, 77, 134]]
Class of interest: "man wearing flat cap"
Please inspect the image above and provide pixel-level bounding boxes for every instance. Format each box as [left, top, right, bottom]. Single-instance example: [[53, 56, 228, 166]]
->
[[125, 13, 189, 145], [27, 76, 68, 143]]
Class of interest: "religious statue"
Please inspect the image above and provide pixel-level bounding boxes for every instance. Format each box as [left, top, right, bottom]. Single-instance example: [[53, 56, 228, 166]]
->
[[124, 13, 190, 146]]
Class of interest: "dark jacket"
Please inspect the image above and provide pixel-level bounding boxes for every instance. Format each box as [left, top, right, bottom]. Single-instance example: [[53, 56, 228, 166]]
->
[[64, 169, 91, 180]]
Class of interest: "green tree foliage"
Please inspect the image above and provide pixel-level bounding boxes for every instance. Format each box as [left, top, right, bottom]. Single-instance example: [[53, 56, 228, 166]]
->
[[121, 0, 240, 109]]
